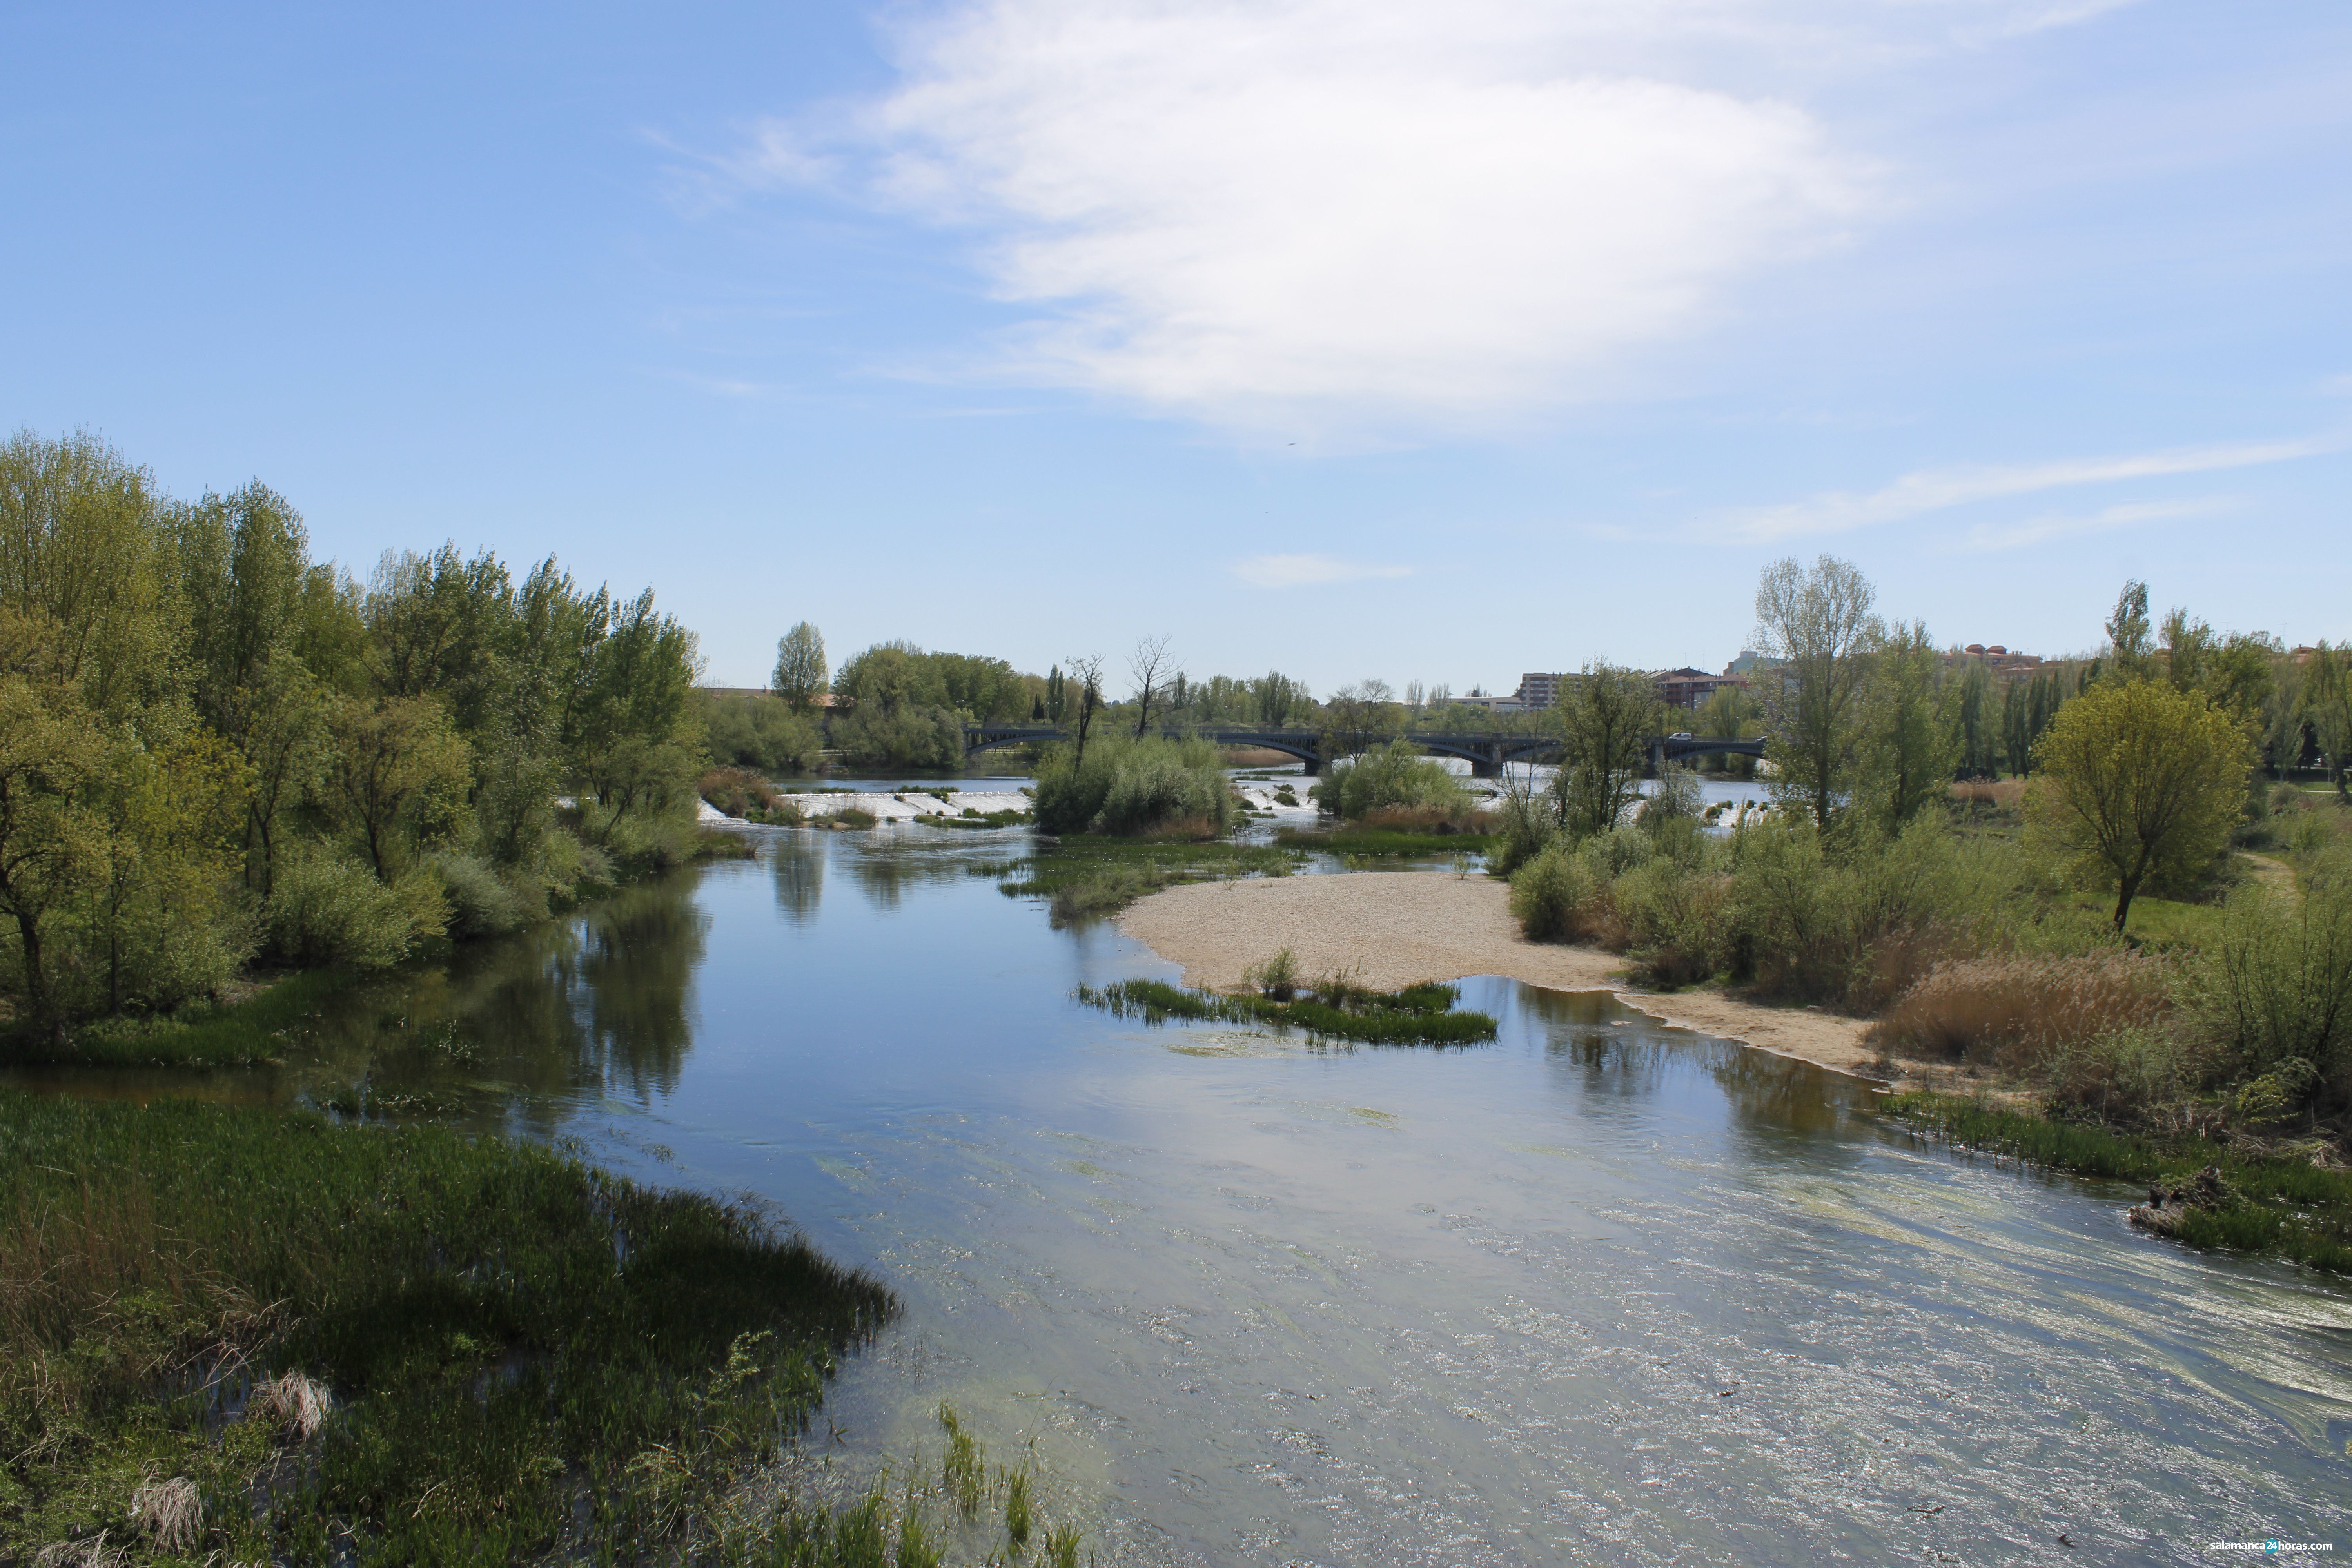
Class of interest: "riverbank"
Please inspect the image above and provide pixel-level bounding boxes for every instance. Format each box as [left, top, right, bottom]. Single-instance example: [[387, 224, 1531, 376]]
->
[[1118, 871, 1889, 1080], [0, 1088, 924, 1561]]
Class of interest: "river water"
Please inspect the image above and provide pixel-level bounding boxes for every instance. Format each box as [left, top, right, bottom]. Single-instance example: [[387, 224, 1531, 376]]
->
[[20, 823, 2350, 1562]]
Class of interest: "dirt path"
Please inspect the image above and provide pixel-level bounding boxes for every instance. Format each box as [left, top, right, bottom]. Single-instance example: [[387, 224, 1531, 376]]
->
[[1119, 871, 1891, 1081]]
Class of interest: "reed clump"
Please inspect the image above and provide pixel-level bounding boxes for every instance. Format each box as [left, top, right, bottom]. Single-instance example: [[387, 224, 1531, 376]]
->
[[1870, 952, 2173, 1066]]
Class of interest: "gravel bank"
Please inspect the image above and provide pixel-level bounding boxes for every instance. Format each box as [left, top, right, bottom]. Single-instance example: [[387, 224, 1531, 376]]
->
[[1118, 871, 1888, 1080]]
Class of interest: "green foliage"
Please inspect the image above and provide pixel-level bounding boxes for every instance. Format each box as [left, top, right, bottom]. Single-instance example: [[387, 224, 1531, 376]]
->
[[1076, 976, 1497, 1045], [832, 640, 1030, 722], [702, 691, 824, 774], [772, 621, 829, 710], [999, 837, 1299, 923], [0, 430, 712, 1035], [2189, 878, 2352, 1088], [1031, 733, 1231, 837], [1855, 619, 1957, 832], [2029, 676, 2250, 929], [260, 846, 439, 970], [1308, 740, 1469, 822], [1883, 1091, 2352, 1274], [0, 1088, 893, 1560], [1550, 661, 1661, 839], [833, 703, 966, 770], [1754, 554, 1880, 831]]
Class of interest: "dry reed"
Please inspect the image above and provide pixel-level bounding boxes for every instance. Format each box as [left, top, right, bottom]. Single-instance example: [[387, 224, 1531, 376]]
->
[[1870, 951, 2170, 1066]]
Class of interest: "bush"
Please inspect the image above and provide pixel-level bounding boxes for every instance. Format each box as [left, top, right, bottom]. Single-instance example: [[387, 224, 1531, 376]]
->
[[262, 848, 439, 969], [831, 703, 964, 769], [2188, 879, 2352, 1096], [1311, 741, 1471, 823], [1033, 734, 1232, 837], [1508, 840, 1608, 944], [1486, 790, 1555, 878], [700, 690, 824, 773], [699, 766, 783, 819], [428, 849, 539, 940], [1613, 857, 1729, 987], [1870, 952, 2174, 1067]]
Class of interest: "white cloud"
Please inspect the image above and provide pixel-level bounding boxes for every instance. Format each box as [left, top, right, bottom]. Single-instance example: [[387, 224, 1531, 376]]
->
[[750, 0, 1915, 430], [1958, 495, 2236, 552], [1719, 433, 2341, 542], [1232, 553, 1414, 588]]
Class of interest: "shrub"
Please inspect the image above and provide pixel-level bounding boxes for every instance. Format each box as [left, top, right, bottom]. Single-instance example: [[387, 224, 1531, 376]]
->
[[1033, 734, 1231, 837], [1310, 741, 1471, 823], [261, 848, 437, 969], [700, 691, 824, 773], [1508, 840, 1609, 944], [427, 849, 539, 940], [699, 765, 782, 819], [1614, 858, 1730, 987], [1486, 790, 1555, 878], [2187, 879, 2352, 1094], [1243, 947, 1299, 1001], [1870, 951, 2173, 1067], [831, 703, 964, 769]]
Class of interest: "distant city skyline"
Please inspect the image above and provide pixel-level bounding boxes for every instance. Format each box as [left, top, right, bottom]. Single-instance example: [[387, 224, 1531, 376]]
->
[[4, 2, 2346, 689]]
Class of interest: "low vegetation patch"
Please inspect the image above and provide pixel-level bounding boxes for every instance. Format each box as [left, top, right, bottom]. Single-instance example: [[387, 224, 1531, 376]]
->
[[1074, 975, 1497, 1046], [1000, 838, 1302, 925], [8, 969, 354, 1069], [1882, 1090, 2352, 1275], [1276, 824, 1496, 857], [0, 1088, 895, 1562]]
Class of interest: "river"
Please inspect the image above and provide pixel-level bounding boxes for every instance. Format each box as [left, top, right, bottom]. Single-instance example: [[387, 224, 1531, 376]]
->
[[16, 819, 2349, 1562]]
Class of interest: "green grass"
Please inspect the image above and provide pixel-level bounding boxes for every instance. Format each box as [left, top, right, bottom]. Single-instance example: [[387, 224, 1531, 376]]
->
[[0, 1087, 896, 1561], [1000, 837, 1304, 924], [1276, 826, 1496, 857], [1074, 977, 1498, 1046], [1881, 1091, 2352, 1275], [3, 969, 359, 1069], [2057, 890, 2224, 949], [914, 809, 1031, 829]]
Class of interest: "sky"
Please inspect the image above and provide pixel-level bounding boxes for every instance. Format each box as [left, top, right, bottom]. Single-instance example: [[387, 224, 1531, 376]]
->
[[3, 1, 2347, 694]]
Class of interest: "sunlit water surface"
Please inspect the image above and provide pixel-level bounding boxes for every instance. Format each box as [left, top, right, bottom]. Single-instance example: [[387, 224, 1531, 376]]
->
[[16, 827, 2349, 1564]]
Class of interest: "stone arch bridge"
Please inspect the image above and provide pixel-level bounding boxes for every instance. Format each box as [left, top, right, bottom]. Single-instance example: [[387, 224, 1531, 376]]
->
[[962, 724, 1764, 777]]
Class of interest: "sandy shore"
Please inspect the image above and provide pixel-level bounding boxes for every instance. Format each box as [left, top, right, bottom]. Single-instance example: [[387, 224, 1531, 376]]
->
[[1119, 871, 1891, 1082]]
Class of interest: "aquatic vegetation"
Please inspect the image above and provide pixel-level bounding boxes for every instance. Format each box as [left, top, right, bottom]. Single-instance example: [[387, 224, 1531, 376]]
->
[[1277, 825, 1497, 857], [1074, 977, 1497, 1046], [0, 1088, 893, 1560], [1000, 837, 1303, 925], [1883, 1091, 2352, 1274]]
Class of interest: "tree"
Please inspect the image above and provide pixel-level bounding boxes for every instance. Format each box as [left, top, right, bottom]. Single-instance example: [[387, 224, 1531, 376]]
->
[[1549, 661, 1661, 839], [1064, 654, 1105, 765], [1128, 635, 1174, 736], [325, 695, 471, 877], [772, 622, 827, 710], [0, 650, 107, 1036], [1857, 620, 1957, 832], [2103, 579, 2153, 682], [2029, 678, 2249, 931], [1320, 679, 1398, 759], [1694, 681, 1762, 777], [1753, 555, 1880, 831], [2309, 643, 2352, 797], [1250, 671, 1310, 728]]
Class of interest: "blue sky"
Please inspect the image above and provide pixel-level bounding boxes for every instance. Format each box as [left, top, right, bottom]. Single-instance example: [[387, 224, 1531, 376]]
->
[[4, 1, 2346, 693]]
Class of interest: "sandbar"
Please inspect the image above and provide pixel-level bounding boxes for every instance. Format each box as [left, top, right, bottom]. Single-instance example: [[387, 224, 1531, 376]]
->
[[1118, 871, 1890, 1082]]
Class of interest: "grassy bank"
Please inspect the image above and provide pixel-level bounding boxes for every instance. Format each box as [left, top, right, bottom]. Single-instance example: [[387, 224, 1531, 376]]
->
[[1000, 837, 1303, 924], [0, 1087, 904, 1563], [1882, 1091, 2352, 1275], [1075, 976, 1499, 1046], [1276, 826, 1495, 858]]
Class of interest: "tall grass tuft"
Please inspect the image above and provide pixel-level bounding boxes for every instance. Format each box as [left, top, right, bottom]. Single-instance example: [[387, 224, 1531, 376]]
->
[[1871, 952, 2172, 1066]]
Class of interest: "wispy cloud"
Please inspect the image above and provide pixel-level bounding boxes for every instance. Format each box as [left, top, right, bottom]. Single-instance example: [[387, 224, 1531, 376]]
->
[[1232, 554, 1414, 589], [1719, 433, 2342, 543], [746, 0, 1898, 431], [1958, 495, 2236, 552]]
